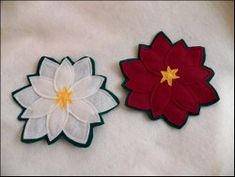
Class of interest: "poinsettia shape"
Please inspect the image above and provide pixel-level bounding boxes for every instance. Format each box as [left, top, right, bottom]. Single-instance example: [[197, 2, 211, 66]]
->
[[12, 56, 119, 147], [120, 32, 219, 128]]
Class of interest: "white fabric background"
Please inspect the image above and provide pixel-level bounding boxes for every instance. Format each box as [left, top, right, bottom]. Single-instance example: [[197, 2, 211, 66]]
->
[[1, 1, 234, 176]]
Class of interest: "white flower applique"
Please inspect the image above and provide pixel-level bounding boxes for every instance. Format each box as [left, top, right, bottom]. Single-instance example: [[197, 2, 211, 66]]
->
[[13, 56, 119, 147]]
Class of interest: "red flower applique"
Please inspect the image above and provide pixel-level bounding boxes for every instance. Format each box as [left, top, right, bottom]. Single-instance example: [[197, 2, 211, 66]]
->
[[120, 32, 219, 128]]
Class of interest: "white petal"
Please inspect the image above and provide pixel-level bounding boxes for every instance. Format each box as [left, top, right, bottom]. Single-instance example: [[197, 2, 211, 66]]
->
[[63, 114, 90, 144], [54, 58, 74, 91], [69, 99, 100, 123], [85, 89, 118, 113], [71, 76, 104, 99], [23, 117, 47, 139], [29, 76, 56, 99], [21, 98, 54, 118], [47, 106, 68, 141], [39, 57, 59, 79], [73, 57, 93, 82], [13, 86, 39, 108]]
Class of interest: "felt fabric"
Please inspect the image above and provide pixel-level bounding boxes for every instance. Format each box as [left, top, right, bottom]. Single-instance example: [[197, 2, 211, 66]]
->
[[1, 1, 234, 176], [12, 56, 119, 146], [120, 32, 219, 128]]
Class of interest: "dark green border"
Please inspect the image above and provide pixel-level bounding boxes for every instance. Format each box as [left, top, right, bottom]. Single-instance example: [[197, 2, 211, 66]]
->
[[119, 31, 220, 129], [12, 56, 119, 148]]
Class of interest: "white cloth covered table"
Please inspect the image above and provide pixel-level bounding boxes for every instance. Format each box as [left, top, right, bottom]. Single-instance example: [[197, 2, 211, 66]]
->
[[1, 1, 234, 175]]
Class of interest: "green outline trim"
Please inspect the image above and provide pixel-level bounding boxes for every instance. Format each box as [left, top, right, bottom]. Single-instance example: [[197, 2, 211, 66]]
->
[[119, 31, 220, 129], [12, 56, 119, 148]]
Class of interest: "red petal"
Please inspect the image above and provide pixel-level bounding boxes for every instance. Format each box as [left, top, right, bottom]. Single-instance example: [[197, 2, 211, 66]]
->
[[151, 32, 173, 55], [172, 82, 199, 113], [187, 47, 205, 66], [125, 78, 159, 93], [163, 101, 188, 127], [127, 92, 151, 110], [186, 81, 219, 104], [178, 66, 214, 84], [165, 40, 192, 69], [120, 60, 157, 83], [139, 46, 165, 75], [150, 83, 172, 117]]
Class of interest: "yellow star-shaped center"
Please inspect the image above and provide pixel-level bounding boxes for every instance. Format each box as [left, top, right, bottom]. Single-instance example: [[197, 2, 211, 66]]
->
[[160, 66, 180, 86], [54, 86, 73, 109]]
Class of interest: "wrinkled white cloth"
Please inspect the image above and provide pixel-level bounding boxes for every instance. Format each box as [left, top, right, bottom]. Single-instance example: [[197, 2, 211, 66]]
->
[[1, 1, 234, 176]]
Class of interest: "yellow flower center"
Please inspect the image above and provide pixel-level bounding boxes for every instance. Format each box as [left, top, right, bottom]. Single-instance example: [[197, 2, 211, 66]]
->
[[160, 66, 180, 86], [54, 86, 73, 109]]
